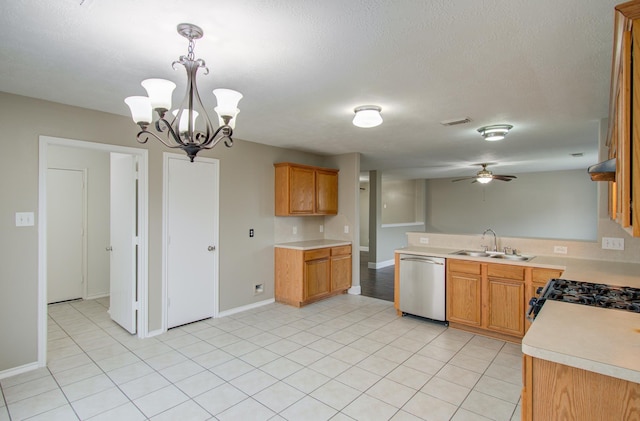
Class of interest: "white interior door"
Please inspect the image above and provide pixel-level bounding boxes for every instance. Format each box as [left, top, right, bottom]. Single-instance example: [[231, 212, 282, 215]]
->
[[166, 156, 218, 328], [109, 153, 137, 334], [47, 168, 84, 303]]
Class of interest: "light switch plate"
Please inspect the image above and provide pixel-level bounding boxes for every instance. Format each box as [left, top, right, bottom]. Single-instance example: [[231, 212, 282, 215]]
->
[[16, 212, 34, 227]]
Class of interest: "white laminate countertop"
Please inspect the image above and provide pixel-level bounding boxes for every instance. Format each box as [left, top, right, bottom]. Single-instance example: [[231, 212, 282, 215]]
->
[[274, 239, 351, 250], [522, 300, 640, 383], [397, 245, 640, 382]]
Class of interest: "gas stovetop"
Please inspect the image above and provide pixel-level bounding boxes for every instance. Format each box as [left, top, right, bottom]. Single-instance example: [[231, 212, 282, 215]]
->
[[527, 279, 640, 320]]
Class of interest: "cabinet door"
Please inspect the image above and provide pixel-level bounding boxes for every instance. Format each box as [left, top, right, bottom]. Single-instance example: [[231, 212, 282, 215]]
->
[[304, 258, 330, 299], [289, 166, 315, 214], [331, 254, 352, 291], [446, 272, 482, 327], [486, 277, 525, 336], [316, 170, 338, 214]]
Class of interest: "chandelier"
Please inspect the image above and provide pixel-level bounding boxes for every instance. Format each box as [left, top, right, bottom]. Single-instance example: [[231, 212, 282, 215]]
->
[[125, 23, 243, 162]]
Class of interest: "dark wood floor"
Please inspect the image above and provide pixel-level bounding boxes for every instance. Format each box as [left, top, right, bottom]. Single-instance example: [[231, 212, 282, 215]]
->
[[359, 251, 394, 302]]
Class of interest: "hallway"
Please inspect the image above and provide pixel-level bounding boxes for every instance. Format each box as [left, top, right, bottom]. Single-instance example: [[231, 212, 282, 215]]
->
[[359, 251, 395, 302]]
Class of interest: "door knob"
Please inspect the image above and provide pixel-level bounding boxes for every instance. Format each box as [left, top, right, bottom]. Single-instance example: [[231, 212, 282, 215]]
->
[[106, 246, 113, 251], [208, 246, 215, 251]]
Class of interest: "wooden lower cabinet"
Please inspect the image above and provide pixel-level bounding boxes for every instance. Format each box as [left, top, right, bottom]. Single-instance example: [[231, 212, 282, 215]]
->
[[522, 355, 640, 420], [275, 245, 351, 307], [330, 245, 352, 291], [447, 260, 559, 341], [446, 260, 482, 327]]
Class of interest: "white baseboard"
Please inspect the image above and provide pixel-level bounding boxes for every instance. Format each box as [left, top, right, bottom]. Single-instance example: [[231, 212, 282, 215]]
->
[[0, 361, 40, 380], [368, 259, 395, 269], [146, 328, 165, 338], [359, 246, 369, 252], [85, 293, 109, 300], [348, 285, 361, 295], [218, 298, 275, 318]]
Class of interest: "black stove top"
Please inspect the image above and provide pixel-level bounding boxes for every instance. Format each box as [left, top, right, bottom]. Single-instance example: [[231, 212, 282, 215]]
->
[[527, 279, 640, 320]]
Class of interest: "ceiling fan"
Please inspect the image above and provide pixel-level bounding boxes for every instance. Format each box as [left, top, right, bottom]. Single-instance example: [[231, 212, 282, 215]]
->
[[451, 163, 517, 184]]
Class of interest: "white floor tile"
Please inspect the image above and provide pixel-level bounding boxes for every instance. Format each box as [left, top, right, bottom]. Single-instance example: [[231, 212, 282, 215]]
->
[[193, 383, 248, 415], [342, 393, 399, 421], [366, 378, 417, 408], [279, 396, 337, 421], [6, 389, 68, 420], [149, 399, 212, 421], [132, 385, 189, 418], [216, 396, 275, 421], [461, 390, 517, 421], [174, 370, 225, 398], [253, 381, 305, 413], [0, 296, 527, 421], [70, 387, 129, 419], [309, 379, 361, 410]]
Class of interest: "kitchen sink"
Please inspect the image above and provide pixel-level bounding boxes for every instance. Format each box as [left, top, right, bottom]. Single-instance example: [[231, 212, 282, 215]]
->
[[450, 250, 535, 261], [451, 250, 490, 257], [490, 254, 535, 261]]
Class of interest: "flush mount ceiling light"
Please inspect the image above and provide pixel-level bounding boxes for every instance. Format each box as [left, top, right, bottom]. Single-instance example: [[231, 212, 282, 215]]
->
[[353, 105, 383, 128], [125, 23, 243, 162], [477, 124, 513, 141]]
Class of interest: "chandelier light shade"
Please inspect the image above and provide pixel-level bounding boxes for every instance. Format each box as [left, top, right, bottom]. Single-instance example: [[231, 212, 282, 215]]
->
[[353, 105, 383, 128], [125, 23, 243, 162], [477, 124, 513, 141]]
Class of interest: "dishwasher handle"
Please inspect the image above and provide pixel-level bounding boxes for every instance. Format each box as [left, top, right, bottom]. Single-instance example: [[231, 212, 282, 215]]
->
[[400, 257, 444, 265]]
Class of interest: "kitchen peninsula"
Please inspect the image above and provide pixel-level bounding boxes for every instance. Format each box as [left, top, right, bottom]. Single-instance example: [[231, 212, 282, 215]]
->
[[395, 231, 640, 421]]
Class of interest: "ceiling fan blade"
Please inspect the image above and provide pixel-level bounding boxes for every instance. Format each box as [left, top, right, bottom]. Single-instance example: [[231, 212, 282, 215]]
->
[[492, 175, 517, 181], [451, 176, 476, 182]]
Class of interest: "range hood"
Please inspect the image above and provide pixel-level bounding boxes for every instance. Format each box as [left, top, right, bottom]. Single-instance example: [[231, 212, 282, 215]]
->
[[587, 158, 616, 182]]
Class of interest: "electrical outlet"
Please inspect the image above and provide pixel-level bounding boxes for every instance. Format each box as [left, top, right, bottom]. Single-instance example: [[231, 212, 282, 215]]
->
[[15, 212, 34, 227], [319, 224, 324, 233], [249, 228, 254, 238], [602, 237, 625, 250], [292, 226, 297, 235], [553, 246, 568, 254], [419, 237, 429, 244], [344, 225, 349, 234]]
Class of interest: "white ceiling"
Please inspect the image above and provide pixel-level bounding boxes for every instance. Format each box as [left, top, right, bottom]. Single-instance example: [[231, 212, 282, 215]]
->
[[0, 0, 619, 179]]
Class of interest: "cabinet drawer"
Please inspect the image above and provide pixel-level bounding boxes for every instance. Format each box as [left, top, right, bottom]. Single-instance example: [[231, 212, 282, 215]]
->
[[331, 245, 351, 256], [488, 264, 524, 281], [304, 248, 330, 261], [447, 259, 481, 275], [532, 268, 563, 283]]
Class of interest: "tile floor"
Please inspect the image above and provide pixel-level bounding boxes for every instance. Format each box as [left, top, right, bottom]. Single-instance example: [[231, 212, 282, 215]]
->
[[0, 295, 523, 421]]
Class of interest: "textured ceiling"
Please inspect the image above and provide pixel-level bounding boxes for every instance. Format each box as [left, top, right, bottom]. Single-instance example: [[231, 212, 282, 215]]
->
[[0, 0, 620, 179]]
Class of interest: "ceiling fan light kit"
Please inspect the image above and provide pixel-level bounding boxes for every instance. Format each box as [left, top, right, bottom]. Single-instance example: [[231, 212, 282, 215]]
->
[[451, 163, 517, 184], [124, 23, 243, 162], [477, 124, 513, 141], [353, 105, 383, 128]]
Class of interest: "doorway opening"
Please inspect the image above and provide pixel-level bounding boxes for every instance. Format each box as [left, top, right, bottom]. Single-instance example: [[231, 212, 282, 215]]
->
[[37, 136, 149, 367]]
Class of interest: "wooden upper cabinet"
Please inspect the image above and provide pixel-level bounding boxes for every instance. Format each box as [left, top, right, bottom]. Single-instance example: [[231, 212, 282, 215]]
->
[[316, 169, 338, 214], [289, 165, 315, 214], [606, 4, 640, 237], [274, 163, 339, 216]]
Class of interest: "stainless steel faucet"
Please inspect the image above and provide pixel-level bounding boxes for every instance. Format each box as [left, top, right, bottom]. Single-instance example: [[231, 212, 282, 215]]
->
[[482, 228, 498, 252]]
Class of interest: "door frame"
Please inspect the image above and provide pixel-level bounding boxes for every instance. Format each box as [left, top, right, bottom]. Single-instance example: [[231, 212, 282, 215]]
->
[[38, 136, 149, 367], [47, 167, 89, 302], [162, 153, 220, 331]]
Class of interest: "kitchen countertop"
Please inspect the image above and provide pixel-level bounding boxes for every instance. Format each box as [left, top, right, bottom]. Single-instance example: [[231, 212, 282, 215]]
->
[[397, 245, 640, 383], [274, 239, 351, 250], [522, 300, 640, 383]]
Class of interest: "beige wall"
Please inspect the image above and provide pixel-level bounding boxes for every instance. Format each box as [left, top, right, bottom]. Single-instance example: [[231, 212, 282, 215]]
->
[[424, 170, 598, 241], [381, 179, 425, 225], [0, 92, 351, 372]]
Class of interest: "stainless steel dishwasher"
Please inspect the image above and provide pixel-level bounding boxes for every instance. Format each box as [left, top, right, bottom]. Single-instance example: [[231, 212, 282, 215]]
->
[[399, 254, 446, 322]]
